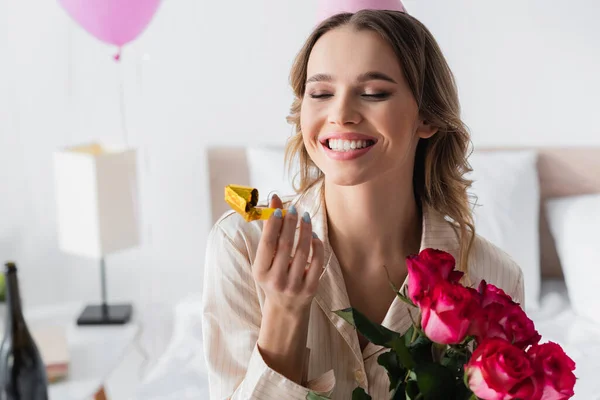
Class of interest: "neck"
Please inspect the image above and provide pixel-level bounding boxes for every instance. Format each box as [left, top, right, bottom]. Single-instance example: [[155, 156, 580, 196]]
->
[[324, 174, 422, 275]]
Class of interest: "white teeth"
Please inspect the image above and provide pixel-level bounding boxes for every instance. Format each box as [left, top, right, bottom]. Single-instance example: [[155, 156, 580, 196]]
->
[[327, 139, 372, 152]]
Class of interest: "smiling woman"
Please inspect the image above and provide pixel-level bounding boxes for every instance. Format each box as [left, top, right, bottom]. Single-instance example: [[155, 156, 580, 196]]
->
[[286, 11, 475, 272], [201, 6, 526, 400], [300, 25, 435, 185]]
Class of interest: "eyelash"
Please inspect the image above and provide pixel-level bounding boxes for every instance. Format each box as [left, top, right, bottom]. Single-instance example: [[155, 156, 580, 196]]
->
[[309, 92, 391, 100]]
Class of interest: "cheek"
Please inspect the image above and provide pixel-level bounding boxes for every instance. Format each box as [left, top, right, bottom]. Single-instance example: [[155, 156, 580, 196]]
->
[[300, 102, 321, 142], [381, 108, 415, 136], [373, 97, 419, 136]]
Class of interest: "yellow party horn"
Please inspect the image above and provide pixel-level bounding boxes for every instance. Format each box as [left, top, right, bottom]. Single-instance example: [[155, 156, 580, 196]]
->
[[224, 184, 287, 222]]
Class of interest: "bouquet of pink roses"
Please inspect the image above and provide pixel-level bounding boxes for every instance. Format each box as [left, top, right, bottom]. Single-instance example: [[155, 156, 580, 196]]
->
[[331, 249, 577, 400]]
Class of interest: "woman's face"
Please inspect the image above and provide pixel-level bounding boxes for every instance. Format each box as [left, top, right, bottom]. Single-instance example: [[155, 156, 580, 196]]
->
[[300, 26, 437, 187]]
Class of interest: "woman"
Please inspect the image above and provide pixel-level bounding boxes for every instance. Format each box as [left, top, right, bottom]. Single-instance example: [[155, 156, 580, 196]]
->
[[202, 7, 524, 400]]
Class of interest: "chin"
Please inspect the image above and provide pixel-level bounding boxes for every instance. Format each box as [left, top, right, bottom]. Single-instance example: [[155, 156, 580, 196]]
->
[[323, 170, 372, 187]]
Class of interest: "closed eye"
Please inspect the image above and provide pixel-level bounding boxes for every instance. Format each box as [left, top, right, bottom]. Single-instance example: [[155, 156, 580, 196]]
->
[[309, 93, 333, 99], [309, 93, 390, 100], [362, 92, 391, 100]]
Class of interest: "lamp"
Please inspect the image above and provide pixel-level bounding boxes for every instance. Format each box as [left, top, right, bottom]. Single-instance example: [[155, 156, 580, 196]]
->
[[53, 143, 140, 325]]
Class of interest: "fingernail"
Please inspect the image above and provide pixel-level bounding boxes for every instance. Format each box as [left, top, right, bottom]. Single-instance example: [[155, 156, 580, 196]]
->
[[274, 209, 283, 219], [312, 232, 318, 239], [268, 192, 279, 202], [289, 205, 297, 215], [302, 212, 311, 224]]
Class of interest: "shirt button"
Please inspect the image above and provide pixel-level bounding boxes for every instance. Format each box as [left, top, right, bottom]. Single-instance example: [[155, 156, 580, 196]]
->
[[354, 370, 366, 384]]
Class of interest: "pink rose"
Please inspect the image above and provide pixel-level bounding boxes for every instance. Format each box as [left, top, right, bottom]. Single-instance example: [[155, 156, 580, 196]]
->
[[482, 302, 541, 350], [528, 342, 576, 400], [420, 281, 477, 345], [471, 281, 541, 350], [478, 280, 517, 308], [407, 248, 463, 305], [466, 339, 542, 400]]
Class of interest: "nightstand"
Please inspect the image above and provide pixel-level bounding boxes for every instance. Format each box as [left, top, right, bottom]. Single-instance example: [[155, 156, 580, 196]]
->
[[1, 302, 139, 400]]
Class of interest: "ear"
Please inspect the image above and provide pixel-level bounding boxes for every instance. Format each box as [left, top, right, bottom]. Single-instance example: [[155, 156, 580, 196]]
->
[[416, 119, 438, 139]]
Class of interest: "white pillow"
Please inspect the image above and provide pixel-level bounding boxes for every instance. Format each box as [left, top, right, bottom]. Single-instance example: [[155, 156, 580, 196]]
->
[[246, 146, 296, 202], [466, 150, 541, 310], [546, 194, 600, 325]]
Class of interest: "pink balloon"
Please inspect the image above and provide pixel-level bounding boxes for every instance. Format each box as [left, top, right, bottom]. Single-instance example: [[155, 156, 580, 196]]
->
[[58, 0, 161, 47], [317, 0, 407, 23]]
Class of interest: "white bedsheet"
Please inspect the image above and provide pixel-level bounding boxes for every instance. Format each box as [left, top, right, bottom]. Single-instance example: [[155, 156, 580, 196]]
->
[[132, 281, 600, 400], [527, 280, 600, 400], [131, 295, 209, 399]]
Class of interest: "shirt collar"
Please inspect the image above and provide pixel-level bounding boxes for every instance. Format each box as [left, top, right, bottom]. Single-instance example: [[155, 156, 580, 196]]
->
[[291, 181, 462, 367]]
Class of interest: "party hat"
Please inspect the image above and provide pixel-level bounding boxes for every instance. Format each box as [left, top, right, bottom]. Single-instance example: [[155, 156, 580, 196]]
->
[[317, 0, 407, 22]]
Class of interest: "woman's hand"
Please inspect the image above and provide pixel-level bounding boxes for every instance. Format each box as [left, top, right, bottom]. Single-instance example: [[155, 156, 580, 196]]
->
[[254, 194, 324, 384], [253, 194, 324, 314]]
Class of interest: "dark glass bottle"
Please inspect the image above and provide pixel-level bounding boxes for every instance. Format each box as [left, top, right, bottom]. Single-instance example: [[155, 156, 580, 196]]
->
[[0, 262, 48, 400]]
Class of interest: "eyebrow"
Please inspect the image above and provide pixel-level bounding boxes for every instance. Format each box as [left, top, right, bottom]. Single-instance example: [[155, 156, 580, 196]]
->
[[306, 71, 397, 84]]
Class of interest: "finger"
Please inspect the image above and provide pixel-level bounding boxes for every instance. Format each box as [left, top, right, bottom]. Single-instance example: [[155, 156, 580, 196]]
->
[[288, 212, 313, 291], [271, 204, 299, 277], [263, 194, 283, 231], [254, 207, 283, 276], [305, 233, 325, 293], [269, 193, 283, 210]]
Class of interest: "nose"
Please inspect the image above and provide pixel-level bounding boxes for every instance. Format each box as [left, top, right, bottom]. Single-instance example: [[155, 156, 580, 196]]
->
[[327, 92, 361, 126]]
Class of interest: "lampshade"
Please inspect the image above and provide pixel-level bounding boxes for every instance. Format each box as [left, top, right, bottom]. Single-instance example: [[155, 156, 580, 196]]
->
[[317, 0, 407, 23], [53, 143, 140, 259]]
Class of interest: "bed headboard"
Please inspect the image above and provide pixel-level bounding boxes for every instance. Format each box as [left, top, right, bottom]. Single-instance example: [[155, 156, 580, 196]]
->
[[206, 146, 600, 278]]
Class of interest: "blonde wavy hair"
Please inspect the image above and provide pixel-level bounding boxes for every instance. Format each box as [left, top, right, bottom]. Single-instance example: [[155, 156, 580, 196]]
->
[[285, 10, 475, 271]]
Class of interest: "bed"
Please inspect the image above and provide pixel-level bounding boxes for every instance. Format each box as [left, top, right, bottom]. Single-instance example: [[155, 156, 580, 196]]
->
[[133, 146, 600, 400]]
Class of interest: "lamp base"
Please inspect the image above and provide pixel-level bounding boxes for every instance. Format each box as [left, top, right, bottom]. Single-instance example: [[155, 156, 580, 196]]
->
[[76, 304, 133, 326]]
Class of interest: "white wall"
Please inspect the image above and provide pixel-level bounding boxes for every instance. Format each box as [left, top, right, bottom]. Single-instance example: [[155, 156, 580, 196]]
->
[[1, 0, 598, 310], [409, 0, 600, 147]]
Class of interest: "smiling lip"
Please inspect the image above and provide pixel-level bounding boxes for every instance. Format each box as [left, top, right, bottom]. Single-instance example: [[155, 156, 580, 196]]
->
[[319, 132, 378, 144], [319, 132, 377, 161]]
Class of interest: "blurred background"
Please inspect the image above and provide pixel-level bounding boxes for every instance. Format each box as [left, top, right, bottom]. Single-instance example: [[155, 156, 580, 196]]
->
[[1, 0, 598, 310], [0, 0, 599, 398]]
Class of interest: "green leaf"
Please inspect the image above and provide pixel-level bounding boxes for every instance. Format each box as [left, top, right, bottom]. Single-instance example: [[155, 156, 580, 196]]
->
[[408, 335, 433, 365], [404, 325, 416, 346], [396, 292, 417, 308], [405, 380, 421, 400], [414, 363, 457, 400], [460, 335, 476, 347], [351, 387, 372, 400], [455, 381, 476, 400], [335, 308, 357, 326], [441, 346, 471, 379], [383, 265, 416, 308], [383, 265, 400, 291], [334, 308, 415, 369], [391, 339, 415, 370], [405, 308, 422, 333], [391, 380, 407, 400], [377, 350, 405, 391], [306, 391, 331, 400], [431, 342, 447, 364]]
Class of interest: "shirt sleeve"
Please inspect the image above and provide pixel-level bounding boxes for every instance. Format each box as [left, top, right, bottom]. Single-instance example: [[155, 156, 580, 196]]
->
[[511, 267, 526, 309], [201, 221, 335, 399]]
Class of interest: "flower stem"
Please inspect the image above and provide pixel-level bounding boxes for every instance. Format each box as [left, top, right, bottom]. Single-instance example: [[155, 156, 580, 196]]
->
[[410, 324, 418, 344]]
